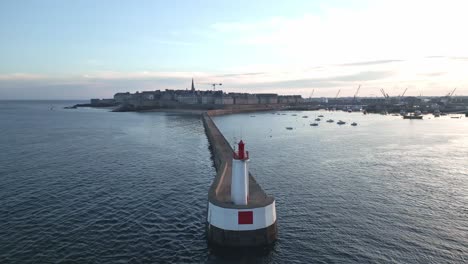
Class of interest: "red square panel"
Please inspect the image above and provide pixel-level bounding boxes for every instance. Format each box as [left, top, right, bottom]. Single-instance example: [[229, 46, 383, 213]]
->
[[238, 211, 253, 225]]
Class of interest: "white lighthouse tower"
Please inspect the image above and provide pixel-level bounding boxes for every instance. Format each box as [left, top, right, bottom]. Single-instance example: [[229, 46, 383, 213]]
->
[[231, 140, 249, 205]]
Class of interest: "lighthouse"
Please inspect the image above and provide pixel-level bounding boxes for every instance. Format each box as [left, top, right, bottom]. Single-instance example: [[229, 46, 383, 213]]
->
[[204, 113, 277, 247], [231, 140, 249, 205]]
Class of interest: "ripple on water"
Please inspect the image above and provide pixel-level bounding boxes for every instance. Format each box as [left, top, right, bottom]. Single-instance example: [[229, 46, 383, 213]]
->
[[1, 103, 467, 263]]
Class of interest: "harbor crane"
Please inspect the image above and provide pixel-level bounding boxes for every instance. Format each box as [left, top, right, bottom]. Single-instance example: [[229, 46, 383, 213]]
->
[[209, 83, 222, 91], [380, 88, 390, 98], [398, 87, 408, 103], [400, 87, 408, 97], [200, 83, 223, 91], [353, 85, 361, 102], [447, 88, 457, 97], [335, 89, 341, 99], [309, 89, 315, 98]]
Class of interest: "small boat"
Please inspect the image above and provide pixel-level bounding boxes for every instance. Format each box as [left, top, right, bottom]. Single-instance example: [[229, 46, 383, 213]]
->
[[315, 118, 321, 121], [292, 114, 297, 116], [403, 115, 423, 119], [351, 122, 357, 126], [451, 116, 462, 119], [250, 115, 256, 117], [318, 115, 324, 117], [310, 123, 319, 126], [326, 119, 334, 123], [433, 110, 441, 117], [302, 116, 308, 118], [337, 120, 346, 125], [286, 127, 293, 130]]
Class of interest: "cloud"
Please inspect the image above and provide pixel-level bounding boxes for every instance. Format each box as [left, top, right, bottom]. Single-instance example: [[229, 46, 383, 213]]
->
[[339, 60, 403, 66], [210, 1, 468, 66], [228, 71, 393, 90], [420, 72, 446, 77], [331, 71, 393, 82], [2, 55, 468, 99], [152, 39, 196, 46], [216, 72, 266, 77], [450, 56, 468, 61], [81, 71, 209, 80], [0, 73, 48, 80]]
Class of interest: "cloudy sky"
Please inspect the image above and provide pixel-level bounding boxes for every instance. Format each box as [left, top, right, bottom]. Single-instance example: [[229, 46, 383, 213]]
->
[[1, 0, 467, 99]]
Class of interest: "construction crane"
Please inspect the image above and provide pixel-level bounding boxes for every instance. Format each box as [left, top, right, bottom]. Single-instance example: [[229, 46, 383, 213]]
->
[[380, 88, 389, 98], [400, 87, 408, 97], [353, 85, 361, 102], [447, 88, 457, 97], [209, 83, 222, 91], [309, 89, 315, 98], [335, 89, 341, 99], [200, 83, 223, 91]]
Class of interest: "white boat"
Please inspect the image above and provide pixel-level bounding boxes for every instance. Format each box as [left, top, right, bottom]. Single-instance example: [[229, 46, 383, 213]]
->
[[315, 118, 321, 121], [351, 122, 357, 126], [337, 120, 346, 125], [326, 119, 334, 123]]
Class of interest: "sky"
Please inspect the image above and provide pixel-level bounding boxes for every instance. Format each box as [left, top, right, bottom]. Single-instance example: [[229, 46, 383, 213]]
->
[[1, 0, 468, 99]]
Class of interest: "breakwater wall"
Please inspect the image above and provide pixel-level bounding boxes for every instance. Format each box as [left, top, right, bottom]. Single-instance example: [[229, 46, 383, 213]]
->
[[202, 111, 277, 247]]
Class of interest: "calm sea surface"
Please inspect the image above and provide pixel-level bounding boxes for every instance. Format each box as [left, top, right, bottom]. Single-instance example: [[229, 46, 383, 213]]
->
[[1, 101, 467, 263]]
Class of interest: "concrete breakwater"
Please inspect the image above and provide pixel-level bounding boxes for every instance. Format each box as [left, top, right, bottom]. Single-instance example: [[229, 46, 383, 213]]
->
[[203, 110, 277, 247]]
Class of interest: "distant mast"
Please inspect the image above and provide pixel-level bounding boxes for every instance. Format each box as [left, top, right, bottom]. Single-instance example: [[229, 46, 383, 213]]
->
[[231, 140, 249, 205]]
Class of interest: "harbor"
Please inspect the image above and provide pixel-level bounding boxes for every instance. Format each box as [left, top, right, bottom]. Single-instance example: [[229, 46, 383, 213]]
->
[[1, 101, 468, 263], [79, 82, 468, 118]]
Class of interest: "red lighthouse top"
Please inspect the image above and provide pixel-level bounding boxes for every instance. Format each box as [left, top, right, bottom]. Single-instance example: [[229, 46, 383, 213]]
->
[[234, 140, 249, 160]]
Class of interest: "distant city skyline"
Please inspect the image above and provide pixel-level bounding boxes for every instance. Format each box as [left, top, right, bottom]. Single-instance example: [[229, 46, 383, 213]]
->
[[1, 0, 468, 99]]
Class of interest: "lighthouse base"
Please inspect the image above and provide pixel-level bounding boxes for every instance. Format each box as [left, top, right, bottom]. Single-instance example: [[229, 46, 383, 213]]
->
[[207, 221, 277, 247]]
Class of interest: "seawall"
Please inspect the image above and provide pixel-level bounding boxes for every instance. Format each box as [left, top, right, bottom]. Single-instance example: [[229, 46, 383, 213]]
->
[[202, 111, 277, 247]]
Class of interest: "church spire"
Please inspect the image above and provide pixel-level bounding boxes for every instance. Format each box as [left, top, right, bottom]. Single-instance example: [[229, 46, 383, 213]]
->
[[191, 78, 195, 92]]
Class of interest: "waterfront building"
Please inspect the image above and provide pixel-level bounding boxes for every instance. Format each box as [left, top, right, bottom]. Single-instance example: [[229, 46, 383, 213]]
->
[[256, 93, 278, 104]]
